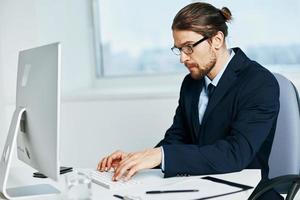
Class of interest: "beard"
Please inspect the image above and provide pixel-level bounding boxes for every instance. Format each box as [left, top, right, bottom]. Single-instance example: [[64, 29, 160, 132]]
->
[[185, 50, 217, 80]]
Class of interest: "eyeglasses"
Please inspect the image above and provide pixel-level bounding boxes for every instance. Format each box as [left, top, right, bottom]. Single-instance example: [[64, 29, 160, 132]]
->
[[171, 37, 208, 56]]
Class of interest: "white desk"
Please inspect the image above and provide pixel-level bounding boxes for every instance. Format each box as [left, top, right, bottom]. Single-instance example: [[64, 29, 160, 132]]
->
[[2, 165, 262, 200]]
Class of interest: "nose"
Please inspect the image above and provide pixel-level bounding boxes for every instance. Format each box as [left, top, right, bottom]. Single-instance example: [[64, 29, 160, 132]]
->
[[180, 52, 189, 63]]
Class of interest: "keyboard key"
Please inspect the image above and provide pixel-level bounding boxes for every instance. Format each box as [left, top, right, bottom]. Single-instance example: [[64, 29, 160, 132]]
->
[[80, 169, 142, 190]]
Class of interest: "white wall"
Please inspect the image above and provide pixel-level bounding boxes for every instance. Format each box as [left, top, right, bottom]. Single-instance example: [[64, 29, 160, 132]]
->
[[0, 0, 95, 144], [2, 96, 178, 168], [0, 0, 180, 168], [60, 97, 177, 168], [0, 20, 5, 151], [0, 0, 94, 98]]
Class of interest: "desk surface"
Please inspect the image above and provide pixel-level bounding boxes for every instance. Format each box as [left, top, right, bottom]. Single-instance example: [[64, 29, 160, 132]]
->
[[2, 165, 262, 200]]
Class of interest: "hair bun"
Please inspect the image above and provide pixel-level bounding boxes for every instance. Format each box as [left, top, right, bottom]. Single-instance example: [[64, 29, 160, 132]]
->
[[220, 7, 232, 22]]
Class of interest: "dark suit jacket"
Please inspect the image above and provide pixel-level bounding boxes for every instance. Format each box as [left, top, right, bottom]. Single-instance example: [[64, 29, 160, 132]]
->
[[156, 48, 280, 180]]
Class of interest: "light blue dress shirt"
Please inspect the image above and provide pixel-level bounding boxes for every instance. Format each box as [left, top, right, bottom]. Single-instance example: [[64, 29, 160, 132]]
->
[[198, 49, 234, 124], [161, 49, 235, 171]]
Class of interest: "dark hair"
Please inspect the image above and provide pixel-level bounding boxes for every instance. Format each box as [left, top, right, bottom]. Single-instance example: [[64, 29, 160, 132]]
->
[[172, 2, 232, 38]]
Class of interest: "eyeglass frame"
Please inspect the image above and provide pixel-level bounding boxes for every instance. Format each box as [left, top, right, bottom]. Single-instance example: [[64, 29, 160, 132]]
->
[[171, 36, 209, 56]]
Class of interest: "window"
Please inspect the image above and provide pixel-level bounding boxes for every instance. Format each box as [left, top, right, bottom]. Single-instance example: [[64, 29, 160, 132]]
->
[[205, 0, 300, 89], [93, 0, 300, 91], [93, 0, 190, 77]]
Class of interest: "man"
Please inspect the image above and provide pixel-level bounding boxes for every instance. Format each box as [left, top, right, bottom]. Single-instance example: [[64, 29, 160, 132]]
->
[[98, 2, 281, 199]]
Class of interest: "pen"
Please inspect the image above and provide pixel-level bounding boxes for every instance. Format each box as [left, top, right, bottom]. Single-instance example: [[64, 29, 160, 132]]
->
[[113, 194, 139, 200], [202, 176, 253, 190], [146, 189, 199, 194], [113, 194, 124, 199]]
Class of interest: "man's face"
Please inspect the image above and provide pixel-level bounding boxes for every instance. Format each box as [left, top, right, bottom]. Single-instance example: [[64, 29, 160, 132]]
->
[[172, 30, 216, 80]]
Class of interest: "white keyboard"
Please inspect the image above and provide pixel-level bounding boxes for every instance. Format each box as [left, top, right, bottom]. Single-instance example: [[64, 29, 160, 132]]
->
[[81, 170, 142, 190]]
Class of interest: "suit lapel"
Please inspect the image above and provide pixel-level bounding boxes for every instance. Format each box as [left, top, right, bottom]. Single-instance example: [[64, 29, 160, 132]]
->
[[191, 79, 204, 135], [201, 48, 248, 126], [201, 70, 237, 126]]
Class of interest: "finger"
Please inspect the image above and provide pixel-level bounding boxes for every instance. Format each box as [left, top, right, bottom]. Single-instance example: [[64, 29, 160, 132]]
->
[[111, 161, 119, 171], [121, 152, 128, 159], [103, 151, 122, 171], [107, 152, 124, 171], [106, 156, 114, 171], [97, 159, 102, 170], [124, 165, 140, 181], [97, 157, 105, 171], [113, 159, 137, 181], [100, 156, 109, 171], [115, 157, 133, 174], [116, 152, 141, 174], [118, 153, 137, 167]]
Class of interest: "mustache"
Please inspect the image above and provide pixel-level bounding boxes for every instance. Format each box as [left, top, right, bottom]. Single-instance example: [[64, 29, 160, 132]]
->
[[185, 62, 198, 68]]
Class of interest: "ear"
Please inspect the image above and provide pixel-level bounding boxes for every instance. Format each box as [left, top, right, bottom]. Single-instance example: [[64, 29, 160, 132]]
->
[[212, 31, 225, 50]]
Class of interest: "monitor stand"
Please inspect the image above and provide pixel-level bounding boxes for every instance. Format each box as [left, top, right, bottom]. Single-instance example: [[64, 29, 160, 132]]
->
[[0, 107, 60, 199]]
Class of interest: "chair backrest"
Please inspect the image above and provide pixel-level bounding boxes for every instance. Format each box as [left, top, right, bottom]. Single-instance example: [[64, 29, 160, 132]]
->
[[268, 73, 300, 190]]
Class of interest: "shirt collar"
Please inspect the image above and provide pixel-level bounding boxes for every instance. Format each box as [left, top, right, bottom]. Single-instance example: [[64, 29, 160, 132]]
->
[[204, 49, 235, 89]]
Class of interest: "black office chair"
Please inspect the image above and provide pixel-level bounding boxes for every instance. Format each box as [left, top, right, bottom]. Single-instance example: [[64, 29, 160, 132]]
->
[[248, 73, 300, 200]]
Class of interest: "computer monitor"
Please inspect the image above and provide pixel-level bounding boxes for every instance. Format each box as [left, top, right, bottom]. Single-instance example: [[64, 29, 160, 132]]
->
[[0, 42, 61, 199]]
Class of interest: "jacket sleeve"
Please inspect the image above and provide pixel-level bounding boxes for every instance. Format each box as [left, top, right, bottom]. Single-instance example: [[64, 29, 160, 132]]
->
[[162, 73, 280, 177]]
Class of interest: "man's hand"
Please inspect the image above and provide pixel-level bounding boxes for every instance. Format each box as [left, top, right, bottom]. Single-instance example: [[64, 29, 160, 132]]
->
[[97, 148, 162, 181], [97, 150, 129, 172], [112, 148, 162, 181]]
